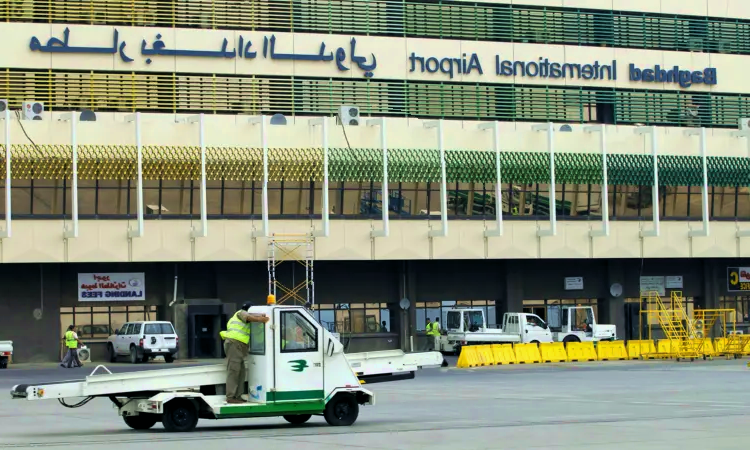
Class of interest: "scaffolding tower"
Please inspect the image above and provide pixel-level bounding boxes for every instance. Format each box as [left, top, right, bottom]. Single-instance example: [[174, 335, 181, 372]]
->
[[267, 233, 315, 306], [640, 291, 704, 361]]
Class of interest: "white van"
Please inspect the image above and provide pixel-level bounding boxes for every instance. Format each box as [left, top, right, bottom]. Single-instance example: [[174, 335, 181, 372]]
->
[[107, 321, 178, 364]]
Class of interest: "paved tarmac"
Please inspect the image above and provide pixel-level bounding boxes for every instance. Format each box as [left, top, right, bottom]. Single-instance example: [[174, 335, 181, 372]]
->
[[1, 358, 749, 449]]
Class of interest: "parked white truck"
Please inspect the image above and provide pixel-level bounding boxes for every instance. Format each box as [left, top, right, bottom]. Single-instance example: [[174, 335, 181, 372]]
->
[[547, 305, 617, 343], [0, 340, 12, 369], [437, 306, 616, 353], [437, 309, 553, 353]]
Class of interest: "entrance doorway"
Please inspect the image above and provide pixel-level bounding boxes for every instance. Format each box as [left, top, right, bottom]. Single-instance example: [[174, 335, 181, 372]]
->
[[187, 305, 226, 359]]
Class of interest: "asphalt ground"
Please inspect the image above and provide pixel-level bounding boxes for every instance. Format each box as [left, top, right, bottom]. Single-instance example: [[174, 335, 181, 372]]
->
[[1, 358, 749, 449]]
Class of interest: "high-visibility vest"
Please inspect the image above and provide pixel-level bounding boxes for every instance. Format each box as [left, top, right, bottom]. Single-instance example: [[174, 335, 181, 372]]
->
[[64, 331, 78, 349], [426, 323, 440, 336], [225, 311, 252, 345]]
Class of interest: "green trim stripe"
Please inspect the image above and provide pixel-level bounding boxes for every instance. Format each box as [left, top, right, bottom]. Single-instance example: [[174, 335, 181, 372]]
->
[[218, 400, 325, 417], [266, 390, 325, 402]]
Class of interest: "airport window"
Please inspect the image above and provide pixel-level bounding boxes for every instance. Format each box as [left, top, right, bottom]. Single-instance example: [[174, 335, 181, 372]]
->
[[523, 299, 599, 323], [719, 297, 750, 323], [2, 69, 750, 128], [311, 303, 391, 334], [416, 300, 496, 332], [9, 1, 750, 55], [60, 306, 158, 340], [249, 322, 266, 355], [279, 311, 318, 353]]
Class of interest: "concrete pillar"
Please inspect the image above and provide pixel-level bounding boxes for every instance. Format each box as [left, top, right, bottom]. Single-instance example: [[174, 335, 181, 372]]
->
[[702, 260, 720, 338], [398, 261, 418, 352], [501, 263, 523, 317], [604, 260, 626, 340]]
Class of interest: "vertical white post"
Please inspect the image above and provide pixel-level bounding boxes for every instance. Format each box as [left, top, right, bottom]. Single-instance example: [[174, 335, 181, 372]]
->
[[636, 126, 660, 237], [126, 113, 143, 238], [179, 114, 207, 238], [310, 117, 329, 238], [0, 108, 11, 238], [533, 122, 556, 237], [60, 112, 78, 239], [480, 121, 502, 237], [586, 125, 609, 237], [732, 130, 750, 237], [250, 115, 269, 238], [424, 120, 447, 238], [367, 118, 389, 238], [686, 128, 709, 237]]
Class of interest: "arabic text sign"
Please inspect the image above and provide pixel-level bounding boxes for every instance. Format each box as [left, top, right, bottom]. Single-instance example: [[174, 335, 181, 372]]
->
[[78, 273, 145, 301], [564, 277, 584, 291], [29, 28, 377, 78], [727, 267, 750, 292], [640, 276, 665, 296]]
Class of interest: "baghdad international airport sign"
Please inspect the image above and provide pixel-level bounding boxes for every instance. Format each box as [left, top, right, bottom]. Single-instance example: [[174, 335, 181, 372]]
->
[[78, 273, 145, 301], [28, 27, 717, 88]]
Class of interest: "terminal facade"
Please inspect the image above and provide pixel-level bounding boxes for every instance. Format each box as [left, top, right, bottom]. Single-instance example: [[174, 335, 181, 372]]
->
[[2, 1, 750, 362]]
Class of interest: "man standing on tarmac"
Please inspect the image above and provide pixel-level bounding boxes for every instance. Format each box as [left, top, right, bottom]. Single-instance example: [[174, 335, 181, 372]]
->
[[425, 318, 440, 350], [61, 325, 83, 369], [222, 299, 270, 404]]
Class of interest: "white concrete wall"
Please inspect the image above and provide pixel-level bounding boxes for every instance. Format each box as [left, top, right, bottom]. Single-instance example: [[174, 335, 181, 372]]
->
[[1, 219, 746, 263]]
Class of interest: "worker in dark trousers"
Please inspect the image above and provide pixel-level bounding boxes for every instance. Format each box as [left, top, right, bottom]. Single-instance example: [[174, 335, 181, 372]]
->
[[61, 325, 83, 368], [221, 300, 269, 404]]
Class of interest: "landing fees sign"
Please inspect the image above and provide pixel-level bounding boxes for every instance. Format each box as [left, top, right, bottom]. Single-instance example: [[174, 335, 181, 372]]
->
[[727, 267, 750, 292]]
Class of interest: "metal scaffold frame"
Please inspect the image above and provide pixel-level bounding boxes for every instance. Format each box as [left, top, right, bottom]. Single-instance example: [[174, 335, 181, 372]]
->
[[639, 291, 745, 361], [267, 233, 315, 306]]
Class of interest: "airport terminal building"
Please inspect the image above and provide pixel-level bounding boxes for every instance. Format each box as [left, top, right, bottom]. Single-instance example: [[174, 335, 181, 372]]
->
[[3, 0, 750, 362]]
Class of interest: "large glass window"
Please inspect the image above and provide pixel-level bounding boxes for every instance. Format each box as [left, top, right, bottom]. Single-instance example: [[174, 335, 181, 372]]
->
[[60, 306, 158, 339], [311, 303, 391, 334], [416, 300, 497, 331]]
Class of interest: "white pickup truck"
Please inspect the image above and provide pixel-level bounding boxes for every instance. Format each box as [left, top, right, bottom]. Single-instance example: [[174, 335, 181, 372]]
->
[[438, 309, 553, 353], [547, 305, 617, 343], [0, 340, 12, 369]]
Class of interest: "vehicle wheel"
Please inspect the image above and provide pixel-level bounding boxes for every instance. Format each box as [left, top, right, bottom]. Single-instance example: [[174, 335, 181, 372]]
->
[[283, 414, 312, 425], [162, 400, 198, 432], [324, 394, 359, 427], [108, 345, 117, 363], [164, 355, 175, 363], [123, 414, 159, 430], [530, 340, 540, 345], [129, 346, 139, 364], [0, 357, 7, 369], [563, 335, 581, 344]]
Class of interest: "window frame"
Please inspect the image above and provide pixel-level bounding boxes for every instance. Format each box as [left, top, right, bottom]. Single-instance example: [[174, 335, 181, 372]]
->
[[279, 311, 319, 354]]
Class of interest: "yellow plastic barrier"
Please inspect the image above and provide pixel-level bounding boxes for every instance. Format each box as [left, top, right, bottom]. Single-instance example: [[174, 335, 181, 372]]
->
[[490, 344, 517, 365], [656, 339, 676, 358], [456, 345, 482, 368], [539, 342, 567, 363], [596, 341, 628, 361], [476, 345, 496, 366], [565, 342, 597, 362], [514, 343, 542, 364], [626, 340, 656, 360], [699, 338, 715, 357]]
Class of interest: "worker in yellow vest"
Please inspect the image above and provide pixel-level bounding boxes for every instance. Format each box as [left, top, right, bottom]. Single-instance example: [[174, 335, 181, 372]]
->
[[425, 318, 440, 351], [222, 300, 270, 404], [60, 325, 83, 369]]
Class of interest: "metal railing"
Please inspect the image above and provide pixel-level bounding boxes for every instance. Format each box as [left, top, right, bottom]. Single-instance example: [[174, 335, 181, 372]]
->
[[3, 0, 750, 54], [1, 69, 749, 127]]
